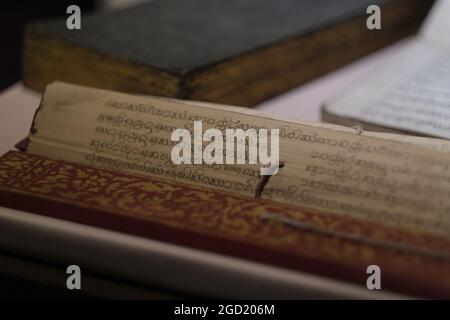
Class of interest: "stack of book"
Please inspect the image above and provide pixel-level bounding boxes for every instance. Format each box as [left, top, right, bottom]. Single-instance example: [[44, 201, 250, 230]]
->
[[2, 0, 449, 299]]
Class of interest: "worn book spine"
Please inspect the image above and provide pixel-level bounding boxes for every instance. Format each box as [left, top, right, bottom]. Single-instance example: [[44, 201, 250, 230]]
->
[[1, 150, 450, 298], [22, 0, 434, 106]]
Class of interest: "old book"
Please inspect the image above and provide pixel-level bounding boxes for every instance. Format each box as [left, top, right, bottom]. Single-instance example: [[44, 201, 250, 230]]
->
[[2, 81, 450, 297], [1, 150, 450, 298], [23, 0, 434, 107], [25, 81, 450, 236], [323, 0, 450, 139]]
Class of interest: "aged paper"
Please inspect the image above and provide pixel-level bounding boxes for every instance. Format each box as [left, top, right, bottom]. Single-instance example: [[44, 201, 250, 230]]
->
[[324, 41, 450, 139], [324, 0, 450, 139], [29, 82, 450, 237]]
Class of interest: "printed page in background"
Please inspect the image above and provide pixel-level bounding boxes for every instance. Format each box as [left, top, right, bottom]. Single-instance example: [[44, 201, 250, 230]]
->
[[324, 38, 450, 139], [421, 0, 450, 47], [323, 0, 450, 139], [27, 82, 450, 238]]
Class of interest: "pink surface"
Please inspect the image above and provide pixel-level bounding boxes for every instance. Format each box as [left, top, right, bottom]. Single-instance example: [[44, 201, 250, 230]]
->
[[257, 38, 413, 122]]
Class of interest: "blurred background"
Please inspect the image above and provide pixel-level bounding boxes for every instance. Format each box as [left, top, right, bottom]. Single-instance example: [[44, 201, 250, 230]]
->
[[0, 0, 155, 90]]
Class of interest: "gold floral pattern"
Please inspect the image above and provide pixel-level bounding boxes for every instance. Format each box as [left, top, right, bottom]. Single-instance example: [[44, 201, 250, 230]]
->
[[1, 151, 450, 297]]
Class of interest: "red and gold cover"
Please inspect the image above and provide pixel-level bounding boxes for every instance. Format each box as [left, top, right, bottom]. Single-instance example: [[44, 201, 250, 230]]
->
[[1, 150, 450, 298]]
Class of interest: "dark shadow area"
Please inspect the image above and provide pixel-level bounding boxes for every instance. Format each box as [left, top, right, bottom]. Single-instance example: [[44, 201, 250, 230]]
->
[[0, 1, 96, 90]]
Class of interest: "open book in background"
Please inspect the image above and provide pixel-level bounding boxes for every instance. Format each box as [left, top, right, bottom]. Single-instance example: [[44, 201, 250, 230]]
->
[[22, 0, 433, 107], [2, 82, 450, 297], [323, 0, 450, 139]]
